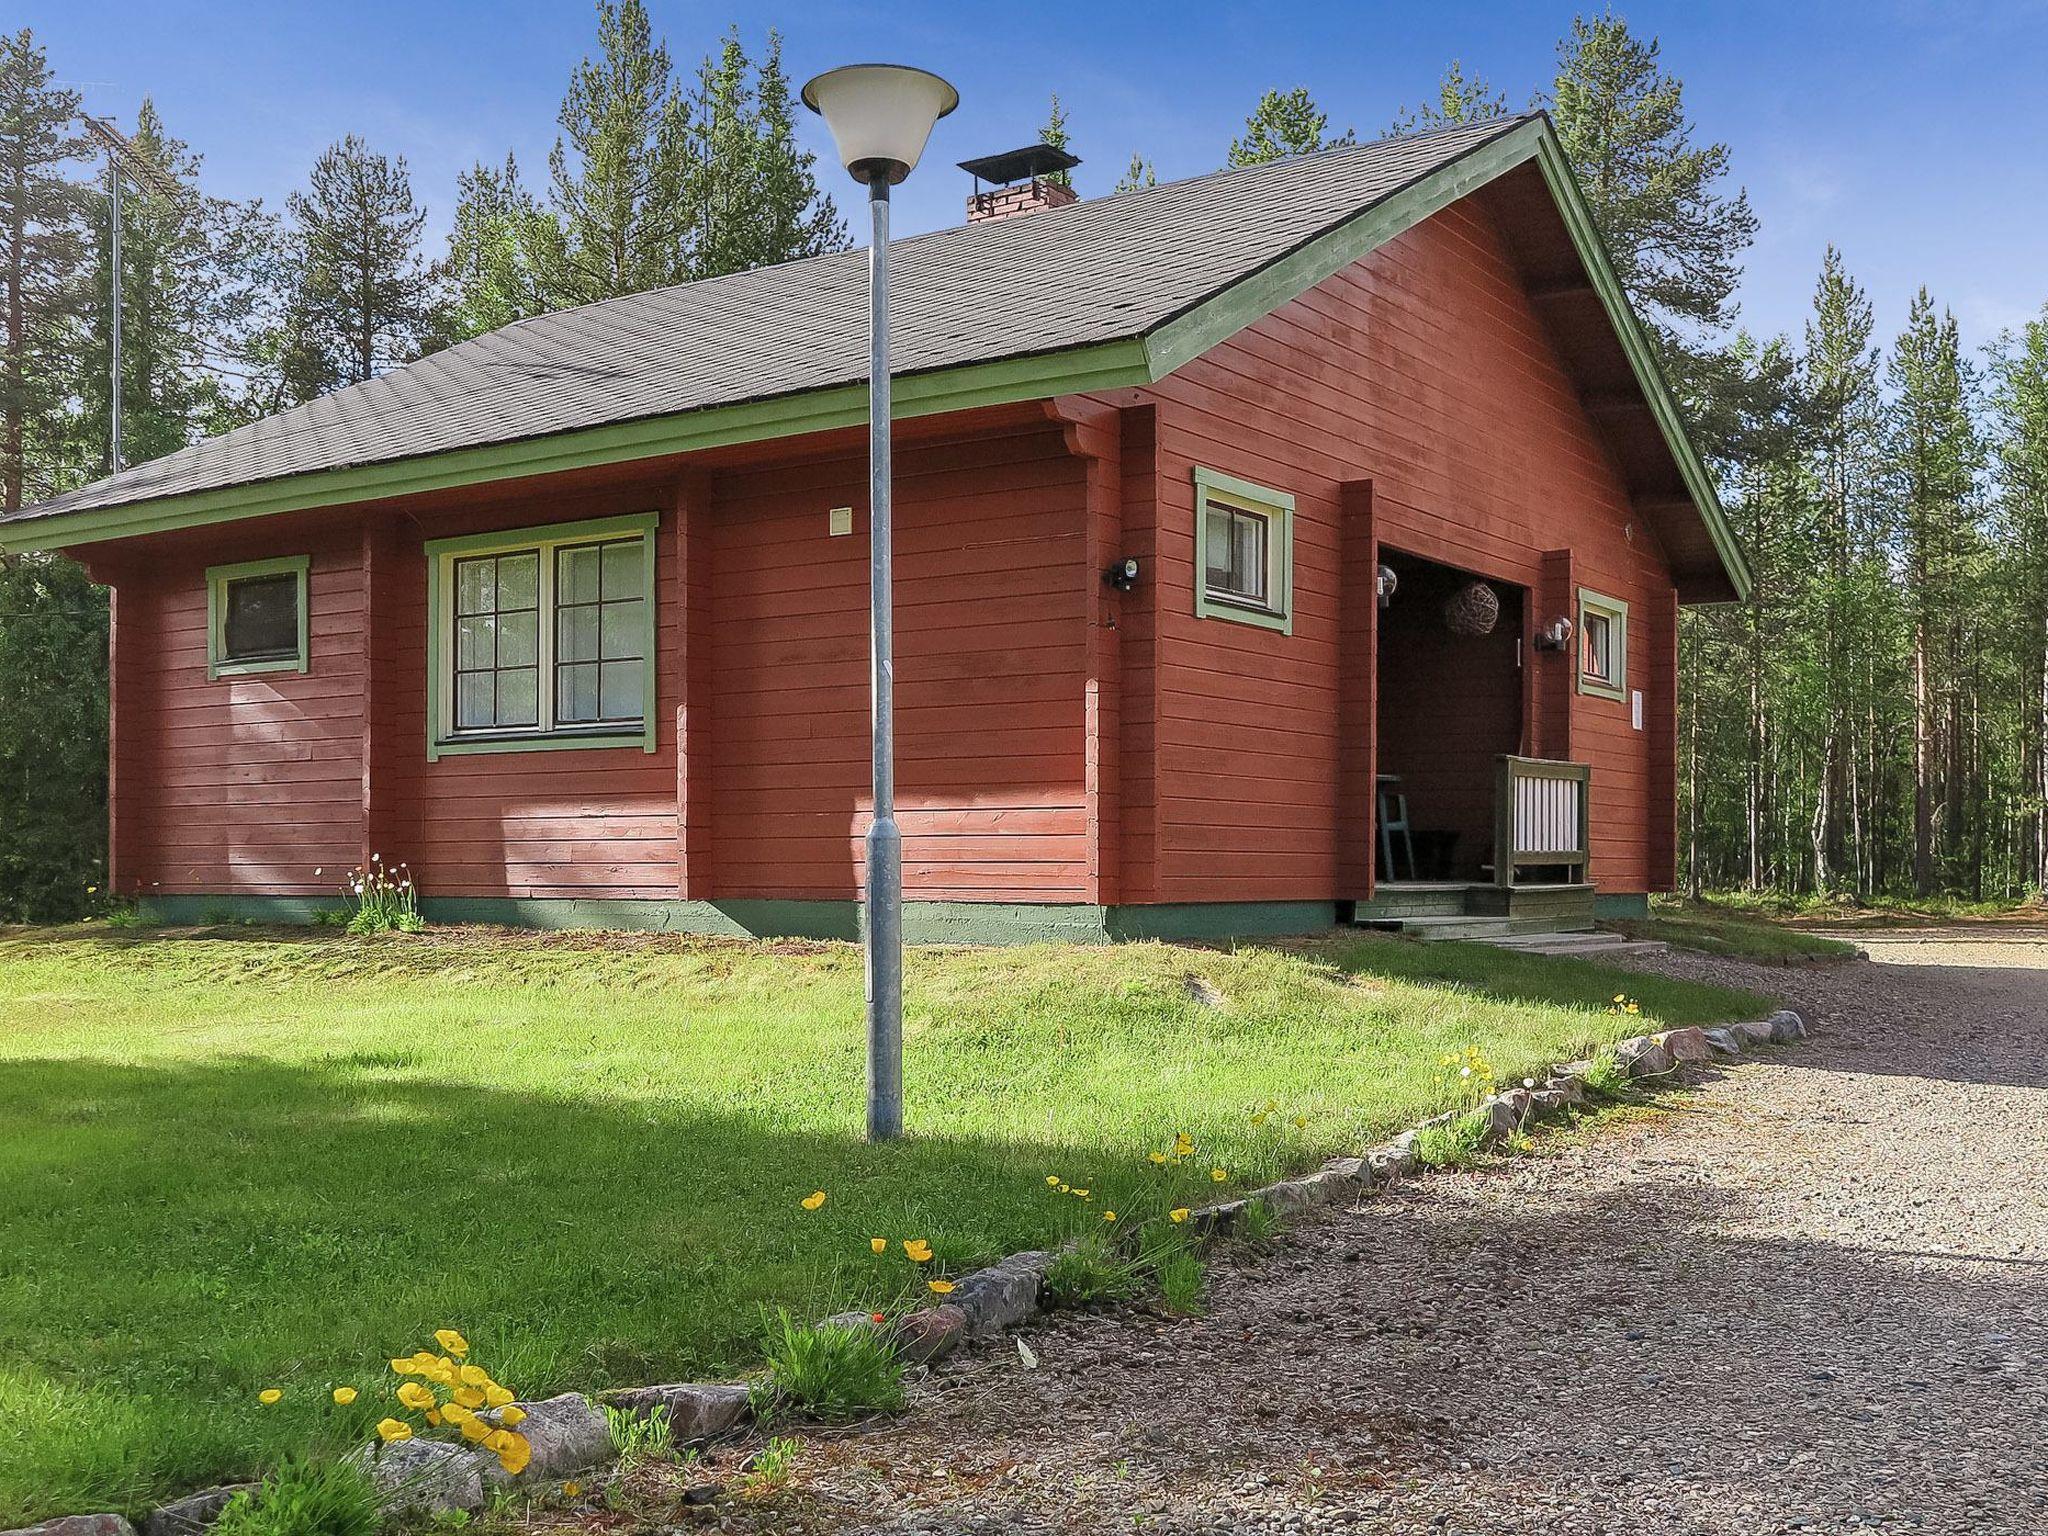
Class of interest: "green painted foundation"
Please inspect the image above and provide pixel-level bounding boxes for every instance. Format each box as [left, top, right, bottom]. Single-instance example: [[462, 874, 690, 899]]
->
[[1594, 891, 1653, 919], [134, 894, 1344, 945]]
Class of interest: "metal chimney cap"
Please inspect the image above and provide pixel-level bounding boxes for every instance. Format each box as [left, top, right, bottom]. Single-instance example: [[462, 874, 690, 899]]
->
[[957, 143, 1081, 185]]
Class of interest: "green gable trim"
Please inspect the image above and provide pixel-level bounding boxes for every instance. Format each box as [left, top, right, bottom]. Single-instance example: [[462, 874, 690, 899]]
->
[[0, 339, 1149, 555], [205, 554, 310, 680], [134, 894, 1346, 944]]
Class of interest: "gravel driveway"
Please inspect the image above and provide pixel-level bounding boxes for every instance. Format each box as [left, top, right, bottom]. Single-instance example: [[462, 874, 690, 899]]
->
[[710, 930, 2048, 1536]]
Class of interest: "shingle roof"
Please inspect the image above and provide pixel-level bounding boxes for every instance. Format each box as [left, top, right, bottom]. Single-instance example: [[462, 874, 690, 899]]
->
[[5, 115, 1529, 527]]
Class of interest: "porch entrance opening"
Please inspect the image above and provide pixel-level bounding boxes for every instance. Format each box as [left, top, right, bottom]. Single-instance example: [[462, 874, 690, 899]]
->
[[1374, 549, 1524, 884]]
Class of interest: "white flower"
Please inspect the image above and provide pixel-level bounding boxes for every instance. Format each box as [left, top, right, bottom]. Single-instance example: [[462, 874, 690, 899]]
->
[[1523, 1078, 1535, 1090], [1459, 1066, 1472, 1078]]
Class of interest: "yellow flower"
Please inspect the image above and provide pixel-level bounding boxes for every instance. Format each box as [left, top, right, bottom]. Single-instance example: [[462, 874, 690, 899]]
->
[[425, 1409, 442, 1426], [1250, 1112, 1268, 1127], [1101, 1210, 1117, 1222], [1292, 1116, 1308, 1130], [801, 1190, 827, 1211], [1262, 1100, 1277, 1113], [1057, 1182, 1070, 1193], [1614, 994, 1626, 1004], [499, 1404, 527, 1427], [434, 1328, 470, 1358], [1210, 1167, 1227, 1182], [376, 1418, 414, 1444], [484, 1383, 515, 1409], [1046, 1175, 1061, 1186], [459, 1415, 492, 1444], [492, 1429, 532, 1476], [440, 1402, 475, 1426], [420, 1356, 457, 1385], [1170, 1207, 1190, 1224], [927, 1279, 955, 1295], [459, 1363, 490, 1387], [903, 1239, 934, 1263], [1071, 1188, 1089, 1199], [332, 1387, 358, 1406], [870, 1237, 888, 1255], [389, 1357, 419, 1376], [452, 1387, 486, 1410], [1147, 1151, 1168, 1166], [396, 1381, 437, 1412], [562, 1482, 582, 1498], [258, 1388, 283, 1406]]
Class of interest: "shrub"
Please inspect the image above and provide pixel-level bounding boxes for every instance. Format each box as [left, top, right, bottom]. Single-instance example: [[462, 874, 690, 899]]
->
[[212, 1457, 381, 1536], [344, 857, 422, 935], [758, 1310, 904, 1419]]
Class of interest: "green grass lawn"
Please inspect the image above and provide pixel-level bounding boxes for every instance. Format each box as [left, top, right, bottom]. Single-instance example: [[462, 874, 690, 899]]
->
[[1624, 898, 1864, 962], [0, 924, 1771, 1520]]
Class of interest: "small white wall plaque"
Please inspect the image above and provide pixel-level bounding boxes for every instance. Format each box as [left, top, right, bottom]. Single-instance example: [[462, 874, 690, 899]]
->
[[1631, 689, 1644, 731], [828, 506, 853, 536]]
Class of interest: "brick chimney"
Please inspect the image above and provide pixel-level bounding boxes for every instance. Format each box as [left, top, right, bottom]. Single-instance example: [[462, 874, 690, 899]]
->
[[959, 143, 1082, 224]]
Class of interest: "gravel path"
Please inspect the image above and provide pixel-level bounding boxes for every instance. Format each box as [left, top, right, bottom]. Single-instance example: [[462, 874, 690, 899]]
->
[[710, 932, 2047, 1536]]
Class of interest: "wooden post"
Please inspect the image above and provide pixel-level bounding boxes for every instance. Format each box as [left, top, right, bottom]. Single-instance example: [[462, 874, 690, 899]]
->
[[359, 522, 399, 870], [1336, 481, 1377, 901], [1116, 404, 1160, 907], [673, 472, 714, 899]]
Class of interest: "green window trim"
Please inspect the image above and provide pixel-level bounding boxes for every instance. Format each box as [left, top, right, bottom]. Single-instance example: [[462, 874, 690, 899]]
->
[[206, 555, 310, 680], [425, 510, 660, 762], [1577, 586, 1629, 701], [1193, 466, 1294, 635]]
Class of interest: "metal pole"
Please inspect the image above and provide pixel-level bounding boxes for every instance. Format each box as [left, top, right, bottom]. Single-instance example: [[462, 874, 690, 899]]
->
[[864, 176, 903, 1142], [108, 156, 122, 473]]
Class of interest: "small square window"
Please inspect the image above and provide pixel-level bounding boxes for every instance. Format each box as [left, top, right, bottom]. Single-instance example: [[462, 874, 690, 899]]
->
[[1194, 468, 1293, 633], [207, 557, 309, 679], [1577, 588, 1628, 700]]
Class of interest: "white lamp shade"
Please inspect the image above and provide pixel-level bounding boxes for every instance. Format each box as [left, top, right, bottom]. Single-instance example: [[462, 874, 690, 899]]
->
[[801, 63, 959, 184]]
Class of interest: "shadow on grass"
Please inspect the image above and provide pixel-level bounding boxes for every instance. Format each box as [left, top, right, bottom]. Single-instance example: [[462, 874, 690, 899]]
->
[[0, 1052, 1134, 1523]]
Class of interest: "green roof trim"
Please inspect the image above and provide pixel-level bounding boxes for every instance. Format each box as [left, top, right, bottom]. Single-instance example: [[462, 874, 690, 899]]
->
[[0, 116, 1745, 604]]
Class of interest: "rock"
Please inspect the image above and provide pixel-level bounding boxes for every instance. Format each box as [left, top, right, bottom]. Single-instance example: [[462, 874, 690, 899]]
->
[[948, 1251, 1049, 1338], [352, 1438, 487, 1515], [480, 1393, 611, 1485], [1322, 1155, 1368, 1186], [1656, 1026, 1715, 1063], [1613, 1035, 1677, 1079], [1188, 1199, 1246, 1235], [1368, 1143, 1418, 1181], [1731, 1018, 1776, 1047], [142, 1488, 252, 1536], [1768, 1009, 1809, 1042], [601, 1381, 751, 1444], [1476, 1097, 1522, 1146], [680, 1483, 723, 1506], [1529, 1087, 1577, 1117], [1384, 1129, 1420, 1156], [1555, 1059, 1595, 1079], [1702, 1027, 1743, 1056], [892, 1303, 968, 1363], [10, 1518, 137, 1536]]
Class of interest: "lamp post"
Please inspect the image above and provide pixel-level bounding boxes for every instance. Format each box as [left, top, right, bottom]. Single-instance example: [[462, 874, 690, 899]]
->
[[801, 63, 959, 1142]]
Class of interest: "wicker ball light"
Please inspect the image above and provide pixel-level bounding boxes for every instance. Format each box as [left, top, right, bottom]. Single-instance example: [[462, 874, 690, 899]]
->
[[1443, 580, 1500, 637]]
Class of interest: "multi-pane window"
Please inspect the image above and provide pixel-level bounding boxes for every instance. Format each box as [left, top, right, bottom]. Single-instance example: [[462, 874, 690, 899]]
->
[[206, 556, 309, 679], [554, 539, 646, 725], [1577, 588, 1628, 701], [454, 551, 541, 731], [1193, 468, 1293, 633], [428, 514, 656, 757]]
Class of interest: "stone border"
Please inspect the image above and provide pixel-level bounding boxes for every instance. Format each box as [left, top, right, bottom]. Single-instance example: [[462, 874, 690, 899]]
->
[[11, 1009, 1813, 1536]]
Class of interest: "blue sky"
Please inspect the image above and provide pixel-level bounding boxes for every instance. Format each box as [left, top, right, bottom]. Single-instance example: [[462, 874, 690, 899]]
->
[[29, 1, 2048, 357]]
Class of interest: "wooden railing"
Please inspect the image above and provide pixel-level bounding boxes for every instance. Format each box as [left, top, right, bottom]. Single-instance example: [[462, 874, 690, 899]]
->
[[1493, 755, 1592, 887]]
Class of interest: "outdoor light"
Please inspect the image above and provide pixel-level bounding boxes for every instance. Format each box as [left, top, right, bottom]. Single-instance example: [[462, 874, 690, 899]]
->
[[802, 61, 958, 1145], [801, 64, 959, 185], [1106, 556, 1141, 592]]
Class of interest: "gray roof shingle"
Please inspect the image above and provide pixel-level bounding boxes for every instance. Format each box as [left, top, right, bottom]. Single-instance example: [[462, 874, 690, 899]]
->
[[5, 116, 1529, 527]]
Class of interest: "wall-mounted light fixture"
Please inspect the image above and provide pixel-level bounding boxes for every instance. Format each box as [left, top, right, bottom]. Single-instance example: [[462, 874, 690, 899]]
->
[[1376, 564, 1398, 609], [1105, 556, 1140, 592], [1534, 614, 1575, 652]]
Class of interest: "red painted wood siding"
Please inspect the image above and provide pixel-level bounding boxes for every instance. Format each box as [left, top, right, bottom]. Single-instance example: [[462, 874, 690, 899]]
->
[[707, 423, 1089, 901], [1137, 198, 1678, 899]]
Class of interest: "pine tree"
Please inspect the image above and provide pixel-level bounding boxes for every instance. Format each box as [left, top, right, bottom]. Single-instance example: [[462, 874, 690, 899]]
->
[[542, 0, 692, 306], [1988, 308, 2048, 892], [0, 29, 88, 511], [1112, 153, 1157, 195], [273, 135, 440, 400], [1549, 14, 1757, 459], [1227, 88, 1354, 167], [1888, 290, 1984, 894], [1038, 93, 1073, 187], [443, 153, 559, 338], [1388, 61, 1510, 135]]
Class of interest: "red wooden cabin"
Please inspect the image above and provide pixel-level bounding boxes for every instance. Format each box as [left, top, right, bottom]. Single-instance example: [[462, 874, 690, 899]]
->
[[0, 116, 1748, 942]]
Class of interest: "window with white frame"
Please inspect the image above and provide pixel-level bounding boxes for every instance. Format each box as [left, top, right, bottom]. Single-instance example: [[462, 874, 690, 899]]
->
[[1193, 467, 1293, 633], [426, 512, 658, 759], [1577, 587, 1628, 700]]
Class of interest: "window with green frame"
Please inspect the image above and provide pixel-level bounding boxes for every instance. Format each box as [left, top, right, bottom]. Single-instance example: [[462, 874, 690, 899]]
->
[[424, 511, 659, 760], [1577, 586, 1628, 701], [207, 555, 310, 680], [1192, 467, 1294, 635]]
